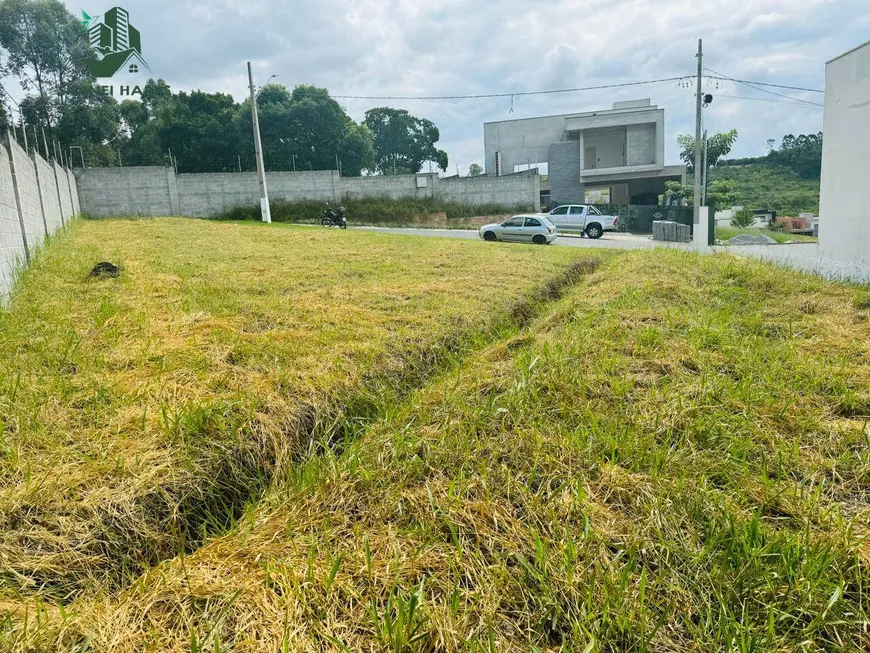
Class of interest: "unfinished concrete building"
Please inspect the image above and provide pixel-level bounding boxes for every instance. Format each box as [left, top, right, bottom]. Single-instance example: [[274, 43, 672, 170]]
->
[[484, 99, 686, 206]]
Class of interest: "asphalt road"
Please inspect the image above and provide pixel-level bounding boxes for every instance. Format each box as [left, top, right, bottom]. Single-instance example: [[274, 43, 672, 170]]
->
[[352, 226, 864, 281], [353, 227, 690, 251]]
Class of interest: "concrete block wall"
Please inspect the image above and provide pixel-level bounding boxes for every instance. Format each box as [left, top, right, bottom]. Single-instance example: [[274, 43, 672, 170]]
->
[[0, 137, 79, 305], [440, 171, 540, 210], [76, 166, 174, 217], [0, 145, 26, 302], [55, 161, 73, 224], [8, 138, 46, 250], [35, 154, 62, 233], [67, 167, 81, 215], [548, 141, 584, 205], [75, 166, 541, 217]]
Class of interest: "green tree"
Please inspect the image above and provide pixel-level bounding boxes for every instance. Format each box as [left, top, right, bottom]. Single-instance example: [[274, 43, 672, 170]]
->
[[238, 84, 372, 175], [364, 107, 448, 174], [706, 179, 738, 210], [767, 133, 822, 179], [0, 0, 92, 129], [468, 163, 483, 177], [664, 181, 693, 206], [677, 129, 739, 173], [54, 79, 121, 166]]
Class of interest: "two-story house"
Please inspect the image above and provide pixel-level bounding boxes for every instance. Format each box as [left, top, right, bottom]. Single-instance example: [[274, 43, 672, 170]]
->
[[484, 99, 686, 206]]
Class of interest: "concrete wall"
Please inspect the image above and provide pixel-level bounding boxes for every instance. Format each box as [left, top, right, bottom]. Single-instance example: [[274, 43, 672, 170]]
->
[[67, 167, 80, 216], [35, 154, 62, 233], [76, 166, 175, 217], [626, 124, 657, 166], [0, 137, 79, 305], [75, 166, 541, 217], [584, 128, 626, 169], [819, 41, 870, 266], [8, 138, 46, 250], [0, 144, 26, 302], [548, 141, 583, 205], [56, 161, 73, 223]]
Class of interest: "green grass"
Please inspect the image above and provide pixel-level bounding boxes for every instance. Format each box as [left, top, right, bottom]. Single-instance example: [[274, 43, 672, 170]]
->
[[0, 218, 581, 602], [709, 164, 820, 215], [3, 223, 870, 651], [716, 226, 818, 244]]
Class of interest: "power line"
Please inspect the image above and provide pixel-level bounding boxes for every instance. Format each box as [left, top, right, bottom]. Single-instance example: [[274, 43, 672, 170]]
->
[[708, 77, 823, 94], [331, 74, 823, 103], [332, 77, 686, 100], [715, 93, 823, 108], [705, 67, 824, 107]]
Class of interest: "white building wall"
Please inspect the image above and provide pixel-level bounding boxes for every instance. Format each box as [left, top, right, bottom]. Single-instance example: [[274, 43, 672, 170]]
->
[[819, 41, 870, 266]]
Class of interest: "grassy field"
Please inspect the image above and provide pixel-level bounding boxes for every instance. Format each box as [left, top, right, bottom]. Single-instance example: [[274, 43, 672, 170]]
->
[[3, 221, 870, 651], [716, 226, 818, 244], [0, 218, 583, 603]]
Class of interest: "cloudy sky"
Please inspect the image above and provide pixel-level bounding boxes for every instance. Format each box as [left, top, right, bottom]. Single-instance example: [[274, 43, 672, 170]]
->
[[64, 0, 868, 173]]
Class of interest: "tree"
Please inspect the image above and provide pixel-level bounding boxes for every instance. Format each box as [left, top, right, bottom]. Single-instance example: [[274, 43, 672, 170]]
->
[[468, 163, 483, 177], [364, 107, 448, 174], [767, 133, 822, 179], [677, 129, 739, 172], [664, 181, 693, 206], [54, 79, 121, 166], [237, 84, 373, 175], [706, 179, 738, 210], [0, 0, 92, 129]]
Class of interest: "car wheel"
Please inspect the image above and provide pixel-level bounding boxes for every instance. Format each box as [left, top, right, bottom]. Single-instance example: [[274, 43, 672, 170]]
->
[[585, 223, 603, 239], [532, 234, 547, 245], [483, 231, 497, 242]]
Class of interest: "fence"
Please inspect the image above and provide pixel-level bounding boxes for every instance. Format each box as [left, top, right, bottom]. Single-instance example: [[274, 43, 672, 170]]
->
[[593, 204, 694, 234], [74, 167, 541, 218], [0, 135, 80, 305]]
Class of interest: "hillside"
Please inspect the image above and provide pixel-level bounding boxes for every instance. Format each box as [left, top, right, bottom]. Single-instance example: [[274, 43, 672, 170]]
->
[[709, 163, 821, 215], [3, 219, 869, 651]]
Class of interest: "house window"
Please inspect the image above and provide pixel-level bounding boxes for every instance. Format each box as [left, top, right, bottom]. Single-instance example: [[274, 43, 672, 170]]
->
[[129, 64, 139, 73]]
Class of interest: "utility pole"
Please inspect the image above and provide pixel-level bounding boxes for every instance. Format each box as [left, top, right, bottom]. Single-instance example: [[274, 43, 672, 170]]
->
[[238, 154, 242, 172], [693, 38, 703, 225], [247, 61, 271, 223], [292, 154, 296, 172], [701, 129, 709, 206]]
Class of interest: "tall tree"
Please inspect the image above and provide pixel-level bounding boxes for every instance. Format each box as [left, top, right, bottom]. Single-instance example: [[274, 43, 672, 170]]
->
[[238, 84, 373, 175], [677, 129, 738, 172], [0, 0, 92, 128], [54, 79, 121, 166], [364, 107, 448, 174], [468, 163, 483, 177], [768, 133, 822, 179]]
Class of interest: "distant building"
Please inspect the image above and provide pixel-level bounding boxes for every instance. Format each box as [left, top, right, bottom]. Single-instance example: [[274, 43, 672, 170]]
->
[[484, 99, 686, 206], [819, 40, 870, 266]]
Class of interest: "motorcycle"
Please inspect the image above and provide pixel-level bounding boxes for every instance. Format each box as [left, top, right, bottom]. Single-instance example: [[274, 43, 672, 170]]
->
[[322, 204, 348, 229]]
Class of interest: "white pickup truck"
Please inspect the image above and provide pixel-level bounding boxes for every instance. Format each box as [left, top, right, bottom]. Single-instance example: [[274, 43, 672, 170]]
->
[[538, 205, 619, 239]]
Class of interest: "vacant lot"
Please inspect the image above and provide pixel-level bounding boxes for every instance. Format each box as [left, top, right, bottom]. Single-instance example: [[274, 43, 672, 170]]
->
[[0, 219, 584, 602], [2, 221, 869, 651]]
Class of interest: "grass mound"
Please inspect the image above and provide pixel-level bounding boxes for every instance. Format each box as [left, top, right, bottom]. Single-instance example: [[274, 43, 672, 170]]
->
[[0, 218, 584, 602], [10, 249, 870, 651]]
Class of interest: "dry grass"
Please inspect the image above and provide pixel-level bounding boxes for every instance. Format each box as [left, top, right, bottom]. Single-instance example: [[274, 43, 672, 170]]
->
[[4, 245, 869, 651], [0, 218, 586, 606]]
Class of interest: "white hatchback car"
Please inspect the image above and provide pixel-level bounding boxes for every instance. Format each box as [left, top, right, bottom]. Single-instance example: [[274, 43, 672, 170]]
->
[[479, 215, 558, 245]]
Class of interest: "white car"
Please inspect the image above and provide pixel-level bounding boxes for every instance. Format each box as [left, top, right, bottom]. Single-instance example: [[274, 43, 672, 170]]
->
[[538, 205, 619, 239], [479, 215, 558, 245]]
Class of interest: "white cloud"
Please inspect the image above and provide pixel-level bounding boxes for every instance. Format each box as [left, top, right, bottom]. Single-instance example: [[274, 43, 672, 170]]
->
[[53, 0, 870, 174]]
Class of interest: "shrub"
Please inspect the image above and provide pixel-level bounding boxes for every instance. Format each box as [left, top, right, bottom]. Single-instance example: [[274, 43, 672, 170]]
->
[[211, 196, 535, 225], [731, 208, 756, 228]]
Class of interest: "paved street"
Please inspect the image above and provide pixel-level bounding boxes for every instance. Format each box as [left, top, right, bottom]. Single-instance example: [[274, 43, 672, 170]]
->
[[352, 227, 868, 283]]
